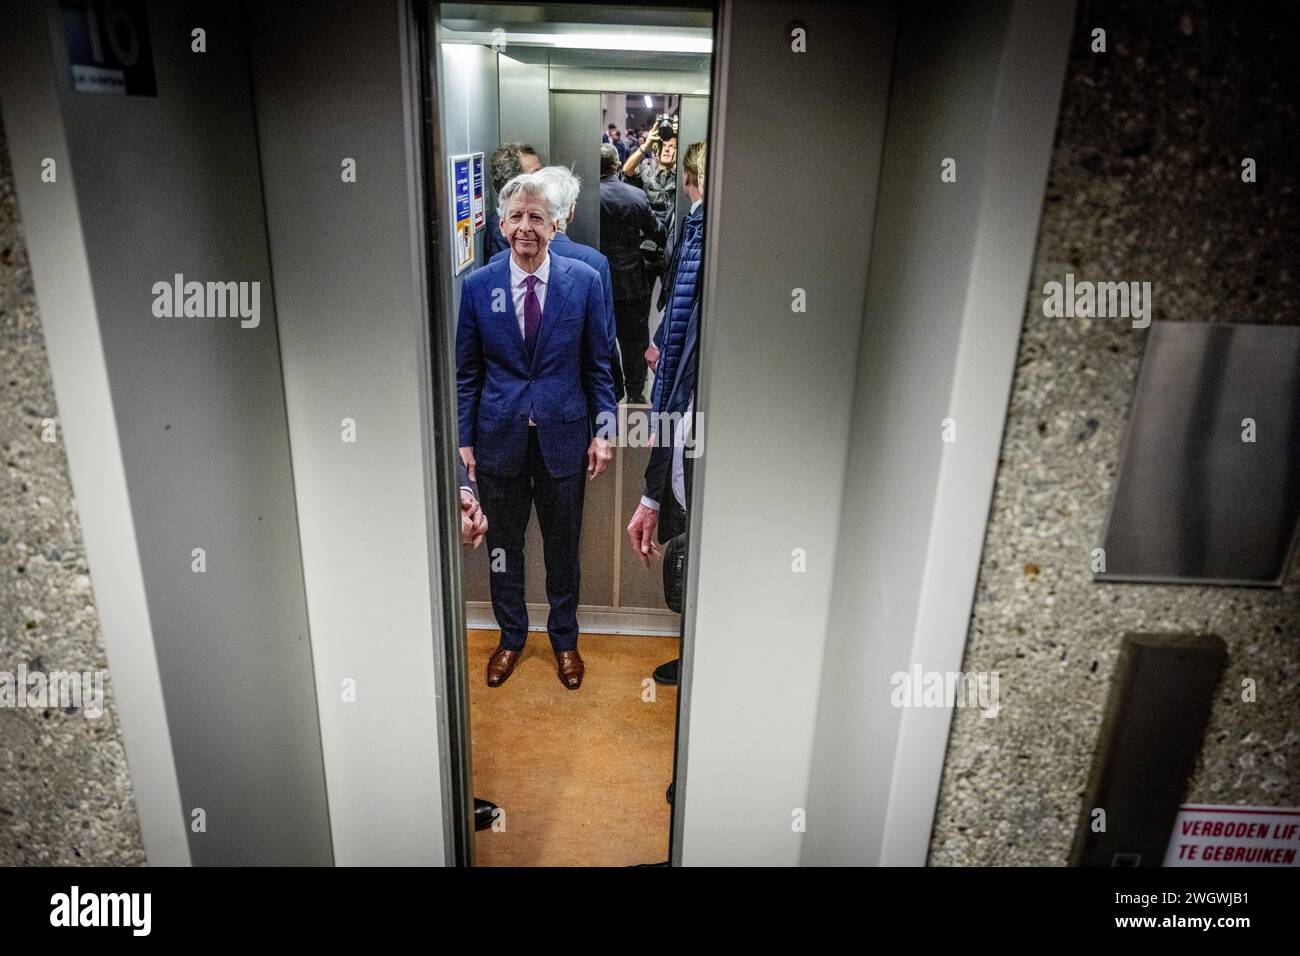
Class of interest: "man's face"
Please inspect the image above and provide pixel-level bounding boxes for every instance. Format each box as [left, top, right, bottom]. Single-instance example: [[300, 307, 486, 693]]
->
[[520, 152, 541, 175], [611, 129, 621, 141], [659, 138, 677, 168], [502, 191, 555, 259]]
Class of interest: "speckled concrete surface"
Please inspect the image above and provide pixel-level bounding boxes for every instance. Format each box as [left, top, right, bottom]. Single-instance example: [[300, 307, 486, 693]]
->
[[928, 0, 1300, 865], [0, 115, 146, 865]]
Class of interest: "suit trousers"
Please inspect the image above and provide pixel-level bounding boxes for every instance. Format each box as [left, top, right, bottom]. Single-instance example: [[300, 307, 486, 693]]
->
[[614, 291, 652, 403], [476, 427, 586, 652]]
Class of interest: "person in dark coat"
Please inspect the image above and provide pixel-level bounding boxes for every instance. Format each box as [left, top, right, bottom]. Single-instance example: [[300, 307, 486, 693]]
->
[[626, 140, 706, 695], [623, 142, 705, 824], [598, 143, 663, 404]]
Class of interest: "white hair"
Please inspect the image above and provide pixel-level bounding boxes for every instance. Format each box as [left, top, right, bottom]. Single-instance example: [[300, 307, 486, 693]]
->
[[496, 172, 562, 224], [536, 166, 581, 225]]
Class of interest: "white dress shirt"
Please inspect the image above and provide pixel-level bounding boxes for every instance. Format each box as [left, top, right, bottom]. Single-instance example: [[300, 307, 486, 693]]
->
[[508, 252, 549, 426], [508, 251, 550, 334], [639, 398, 692, 513]]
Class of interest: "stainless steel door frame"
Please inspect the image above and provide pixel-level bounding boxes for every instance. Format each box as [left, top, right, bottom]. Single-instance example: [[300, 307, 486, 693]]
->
[[420, 0, 477, 866]]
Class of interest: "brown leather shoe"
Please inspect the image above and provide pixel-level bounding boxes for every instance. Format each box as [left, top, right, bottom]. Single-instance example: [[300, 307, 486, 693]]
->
[[487, 648, 521, 687], [555, 648, 584, 690]]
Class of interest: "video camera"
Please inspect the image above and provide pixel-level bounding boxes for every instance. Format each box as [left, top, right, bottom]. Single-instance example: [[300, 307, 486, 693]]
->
[[654, 114, 679, 141]]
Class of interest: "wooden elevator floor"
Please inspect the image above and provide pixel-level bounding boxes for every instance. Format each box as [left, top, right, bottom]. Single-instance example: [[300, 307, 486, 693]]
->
[[467, 628, 679, 867]]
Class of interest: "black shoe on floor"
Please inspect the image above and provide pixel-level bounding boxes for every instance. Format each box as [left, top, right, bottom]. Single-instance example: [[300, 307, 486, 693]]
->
[[666, 782, 674, 805], [473, 797, 499, 832], [653, 659, 680, 685]]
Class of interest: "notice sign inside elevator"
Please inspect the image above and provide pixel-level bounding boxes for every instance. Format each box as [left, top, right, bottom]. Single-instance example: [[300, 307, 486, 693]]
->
[[471, 153, 486, 231], [61, 0, 158, 96], [1164, 805, 1300, 866], [450, 154, 474, 274]]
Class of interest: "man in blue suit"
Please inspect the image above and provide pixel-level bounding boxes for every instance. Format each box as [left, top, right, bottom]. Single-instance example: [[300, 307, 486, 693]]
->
[[491, 165, 625, 402], [458, 172, 617, 691]]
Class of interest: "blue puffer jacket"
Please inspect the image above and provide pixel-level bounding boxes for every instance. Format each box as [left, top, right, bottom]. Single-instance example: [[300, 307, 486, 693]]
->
[[650, 205, 704, 416], [642, 205, 703, 505]]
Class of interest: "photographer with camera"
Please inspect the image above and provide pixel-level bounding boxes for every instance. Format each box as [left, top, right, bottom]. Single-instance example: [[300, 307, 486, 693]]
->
[[621, 114, 678, 289]]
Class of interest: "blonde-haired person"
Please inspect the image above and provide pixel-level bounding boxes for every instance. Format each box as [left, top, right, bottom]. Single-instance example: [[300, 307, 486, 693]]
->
[[625, 141, 703, 818], [628, 139, 705, 700]]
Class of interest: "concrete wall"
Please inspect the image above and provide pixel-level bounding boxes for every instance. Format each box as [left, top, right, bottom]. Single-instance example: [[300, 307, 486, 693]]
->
[[0, 0, 330, 865], [928, 0, 1300, 866]]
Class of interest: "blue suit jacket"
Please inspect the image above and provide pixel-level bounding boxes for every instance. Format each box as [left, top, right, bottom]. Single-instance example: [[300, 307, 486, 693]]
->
[[457, 253, 616, 478], [492, 233, 622, 401]]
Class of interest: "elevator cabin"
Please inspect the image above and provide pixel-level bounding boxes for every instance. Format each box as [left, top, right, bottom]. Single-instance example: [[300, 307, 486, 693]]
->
[[433, 2, 714, 866]]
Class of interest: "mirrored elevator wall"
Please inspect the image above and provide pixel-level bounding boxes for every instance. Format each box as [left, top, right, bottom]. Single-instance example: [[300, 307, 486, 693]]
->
[[927, 0, 1300, 866], [440, 28, 711, 635]]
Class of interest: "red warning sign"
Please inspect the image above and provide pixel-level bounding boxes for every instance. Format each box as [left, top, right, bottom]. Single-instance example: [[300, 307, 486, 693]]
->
[[1165, 805, 1300, 866]]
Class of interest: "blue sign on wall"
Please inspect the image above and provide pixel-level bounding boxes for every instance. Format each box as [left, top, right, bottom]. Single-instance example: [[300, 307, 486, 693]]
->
[[450, 155, 474, 274]]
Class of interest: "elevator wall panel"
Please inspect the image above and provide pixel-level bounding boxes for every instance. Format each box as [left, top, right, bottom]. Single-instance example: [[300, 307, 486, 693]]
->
[[440, 40, 502, 315], [676, 0, 897, 866], [803, 0, 1076, 866], [675, 95, 710, 231], [548, 91, 602, 250], [498, 54, 551, 163], [249, 0, 447, 865], [1, 0, 332, 865]]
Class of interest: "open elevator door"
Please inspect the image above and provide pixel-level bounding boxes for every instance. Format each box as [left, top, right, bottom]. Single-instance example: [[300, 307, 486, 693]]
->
[[426, 0, 717, 866], [424, 0, 905, 867]]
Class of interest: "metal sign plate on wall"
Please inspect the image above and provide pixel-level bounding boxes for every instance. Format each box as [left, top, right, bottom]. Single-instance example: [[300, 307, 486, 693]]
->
[[61, 0, 158, 96]]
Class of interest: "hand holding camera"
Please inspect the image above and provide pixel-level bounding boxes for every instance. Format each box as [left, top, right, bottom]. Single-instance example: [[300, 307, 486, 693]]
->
[[645, 115, 678, 153]]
